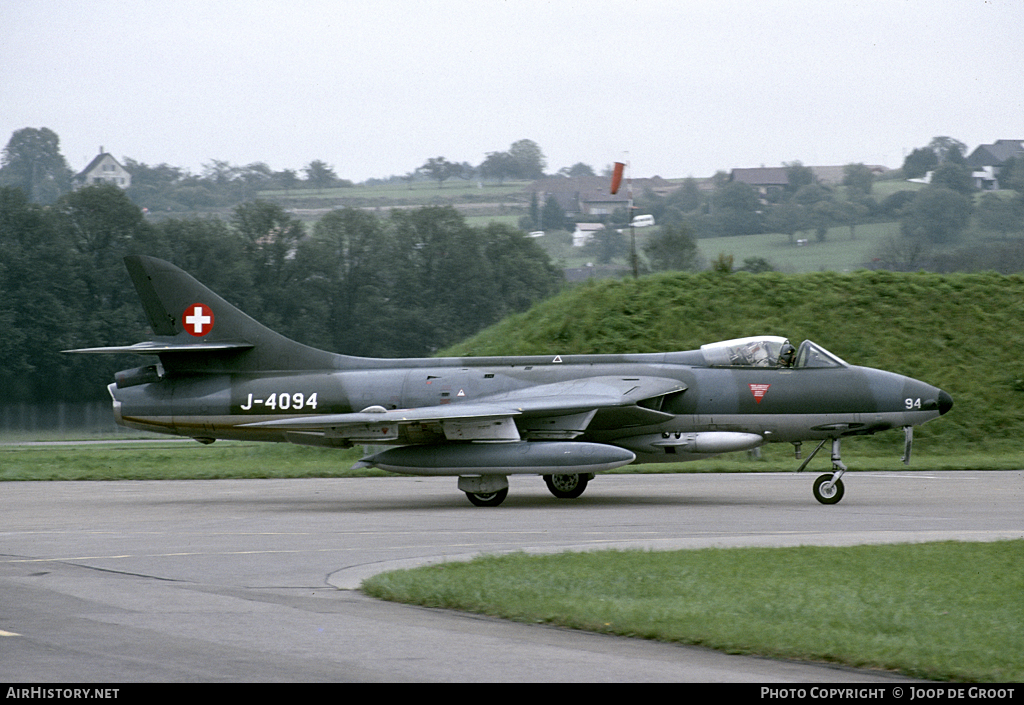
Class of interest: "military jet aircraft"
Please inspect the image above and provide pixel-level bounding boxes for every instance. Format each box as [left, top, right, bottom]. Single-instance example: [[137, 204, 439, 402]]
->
[[68, 255, 952, 507]]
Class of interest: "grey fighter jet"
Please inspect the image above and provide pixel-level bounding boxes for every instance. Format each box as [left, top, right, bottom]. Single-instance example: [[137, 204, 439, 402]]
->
[[69, 255, 952, 506]]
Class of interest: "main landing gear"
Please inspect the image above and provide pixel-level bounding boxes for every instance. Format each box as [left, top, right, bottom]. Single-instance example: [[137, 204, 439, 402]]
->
[[458, 474, 593, 506], [797, 438, 847, 505], [543, 473, 590, 499]]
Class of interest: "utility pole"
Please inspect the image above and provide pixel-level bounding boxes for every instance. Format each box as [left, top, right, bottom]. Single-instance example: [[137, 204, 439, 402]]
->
[[611, 157, 638, 278]]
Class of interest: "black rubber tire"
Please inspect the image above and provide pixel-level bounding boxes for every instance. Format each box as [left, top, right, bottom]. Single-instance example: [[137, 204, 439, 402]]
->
[[543, 473, 589, 499], [812, 474, 845, 505], [465, 488, 509, 507]]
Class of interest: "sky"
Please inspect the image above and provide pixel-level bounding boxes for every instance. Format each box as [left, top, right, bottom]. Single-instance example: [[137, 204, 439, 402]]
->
[[2, 0, 1022, 182]]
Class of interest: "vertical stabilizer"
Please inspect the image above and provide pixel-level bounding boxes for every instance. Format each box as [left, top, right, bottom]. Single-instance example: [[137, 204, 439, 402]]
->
[[123, 255, 337, 372]]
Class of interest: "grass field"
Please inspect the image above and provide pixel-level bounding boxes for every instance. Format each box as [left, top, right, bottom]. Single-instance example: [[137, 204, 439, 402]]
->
[[362, 541, 1024, 682], [258, 179, 532, 206], [1, 437, 1021, 482], [695, 221, 900, 273]]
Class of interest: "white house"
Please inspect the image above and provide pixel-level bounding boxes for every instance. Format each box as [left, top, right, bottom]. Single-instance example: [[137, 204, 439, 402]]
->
[[75, 148, 132, 189]]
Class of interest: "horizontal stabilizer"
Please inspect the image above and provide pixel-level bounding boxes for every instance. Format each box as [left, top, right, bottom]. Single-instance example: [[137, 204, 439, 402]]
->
[[64, 341, 255, 355]]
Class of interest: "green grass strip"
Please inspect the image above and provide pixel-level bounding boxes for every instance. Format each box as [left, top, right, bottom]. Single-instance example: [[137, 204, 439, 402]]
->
[[1, 439, 1021, 481], [362, 541, 1024, 682]]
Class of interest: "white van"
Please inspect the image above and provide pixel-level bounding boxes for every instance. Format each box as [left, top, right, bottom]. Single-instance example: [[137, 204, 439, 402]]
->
[[630, 214, 655, 227]]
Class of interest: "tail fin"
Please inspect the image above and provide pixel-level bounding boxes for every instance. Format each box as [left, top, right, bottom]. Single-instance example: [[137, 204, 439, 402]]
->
[[70, 255, 337, 373]]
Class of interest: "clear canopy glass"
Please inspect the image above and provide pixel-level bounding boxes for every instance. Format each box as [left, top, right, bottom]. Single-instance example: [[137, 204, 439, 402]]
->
[[700, 336, 847, 368]]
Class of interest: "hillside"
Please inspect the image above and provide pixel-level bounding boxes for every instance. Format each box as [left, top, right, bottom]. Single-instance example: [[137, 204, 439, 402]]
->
[[443, 270, 1024, 451]]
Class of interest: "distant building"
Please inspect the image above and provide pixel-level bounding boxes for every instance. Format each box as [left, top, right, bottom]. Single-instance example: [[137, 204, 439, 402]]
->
[[730, 167, 790, 196], [965, 139, 1024, 190], [530, 174, 675, 217], [572, 222, 605, 247], [74, 147, 131, 189], [731, 165, 890, 194]]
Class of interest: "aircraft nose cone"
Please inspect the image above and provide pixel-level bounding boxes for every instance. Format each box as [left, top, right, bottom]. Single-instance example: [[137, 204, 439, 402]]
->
[[938, 389, 953, 416]]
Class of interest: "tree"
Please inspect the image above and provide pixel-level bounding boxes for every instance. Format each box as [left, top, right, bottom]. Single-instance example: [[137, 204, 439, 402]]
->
[[737, 256, 775, 273], [643, 223, 699, 272], [0, 127, 73, 203], [303, 160, 339, 190], [508, 139, 546, 180], [53, 185, 154, 289], [584, 226, 627, 264], [479, 151, 518, 183], [541, 194, 565, 231], [842, 163, 874, 196], [765, 201, 807, 245], [123, 158, 186, 210], [712, 253, 734, 273], [417, 156, 461, 187], [292, 208, 387, 355], [899, 187, 972, 243], [930, 160, 974, 195], [975, 192, 1024, 239], [998, 156, 1024, 193], [558, 162, 596, 178], [708, 181, 763, 236], [231, 200, 305, 327], [784, 161, 815, 193], [480, 223, 563, 316], [715, 180, 760, 212], [928, 136, 968, 163], [902, 147, 938, 179], [835, 198, 870, 240], [155, 217, 250, 300], [384, 206, 497, 355], [272, 168, 299, 196], [0, 187, 83, 399], [671, 177, 703, 213], [872, 236, 932, 272]]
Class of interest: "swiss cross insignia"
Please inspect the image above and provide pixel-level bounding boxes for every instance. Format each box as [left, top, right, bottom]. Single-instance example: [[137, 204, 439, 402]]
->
[[183, 303, 214, 337]]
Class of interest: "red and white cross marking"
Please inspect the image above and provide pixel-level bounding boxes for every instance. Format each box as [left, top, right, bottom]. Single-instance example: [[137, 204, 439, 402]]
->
[[183, 303, 214, 337], [748, 383, 771, 404]]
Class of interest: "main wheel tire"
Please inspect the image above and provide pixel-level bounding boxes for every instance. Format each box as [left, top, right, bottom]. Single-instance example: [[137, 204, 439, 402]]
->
[[812, 474, 845, 505], [465, 487, 508, 507], [543, 473, 589, 499]]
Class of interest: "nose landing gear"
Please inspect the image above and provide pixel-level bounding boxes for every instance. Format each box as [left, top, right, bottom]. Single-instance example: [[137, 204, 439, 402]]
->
[[798, 438, 847, 505]]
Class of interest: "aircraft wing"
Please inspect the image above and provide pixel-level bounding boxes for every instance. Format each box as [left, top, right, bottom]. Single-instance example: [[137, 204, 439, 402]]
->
[[242, 375, 685, 442]]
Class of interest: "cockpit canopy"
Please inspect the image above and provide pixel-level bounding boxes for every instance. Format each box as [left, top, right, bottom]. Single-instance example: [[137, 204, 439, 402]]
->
[[700, 336, 847, 369]]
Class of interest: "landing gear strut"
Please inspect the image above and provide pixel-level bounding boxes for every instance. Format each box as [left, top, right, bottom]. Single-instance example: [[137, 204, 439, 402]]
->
[[798, 438, 847, 505]]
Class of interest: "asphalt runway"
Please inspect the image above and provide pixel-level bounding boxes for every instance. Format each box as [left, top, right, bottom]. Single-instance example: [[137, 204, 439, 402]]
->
[[2, 470, 1021, 682]]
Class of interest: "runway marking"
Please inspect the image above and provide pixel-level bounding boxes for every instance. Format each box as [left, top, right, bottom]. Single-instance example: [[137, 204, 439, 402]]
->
[[0, 629, 21, 637]]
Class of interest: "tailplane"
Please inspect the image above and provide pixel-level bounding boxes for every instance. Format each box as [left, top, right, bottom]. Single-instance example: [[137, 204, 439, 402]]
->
[[66, 255, 336, 373]]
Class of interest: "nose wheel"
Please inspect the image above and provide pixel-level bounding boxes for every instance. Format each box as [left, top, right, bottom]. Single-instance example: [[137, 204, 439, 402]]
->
[[799, 438, 848, 505], [812, 473, 845, 504]]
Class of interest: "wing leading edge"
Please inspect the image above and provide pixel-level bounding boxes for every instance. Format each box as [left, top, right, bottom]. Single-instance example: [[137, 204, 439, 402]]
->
[[243, 375, 686, 443]]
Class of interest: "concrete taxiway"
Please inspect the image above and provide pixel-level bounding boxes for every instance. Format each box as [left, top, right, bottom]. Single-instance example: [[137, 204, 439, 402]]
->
[[1, 471, 1021, 682]]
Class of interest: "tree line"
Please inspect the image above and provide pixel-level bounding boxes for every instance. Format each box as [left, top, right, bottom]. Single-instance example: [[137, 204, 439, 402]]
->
[[0, 185, 564, 403], [0, 127, 553, 211]]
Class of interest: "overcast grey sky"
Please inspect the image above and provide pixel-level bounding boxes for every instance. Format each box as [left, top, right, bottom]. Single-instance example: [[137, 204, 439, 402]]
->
[[3, 0, 1021, 181]]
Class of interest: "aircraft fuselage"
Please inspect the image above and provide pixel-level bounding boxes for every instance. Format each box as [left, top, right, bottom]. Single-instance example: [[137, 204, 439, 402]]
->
[[112, 350, 949, 460]]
